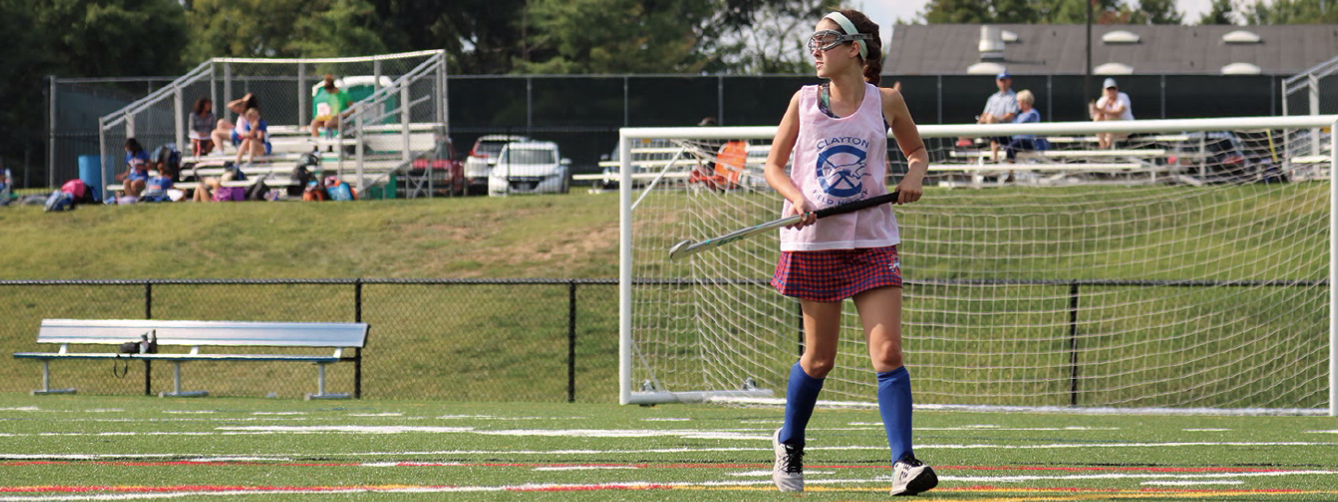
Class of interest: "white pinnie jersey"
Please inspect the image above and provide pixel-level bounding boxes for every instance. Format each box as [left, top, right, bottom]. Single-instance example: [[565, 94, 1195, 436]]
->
[[779, 83, 899, 251]]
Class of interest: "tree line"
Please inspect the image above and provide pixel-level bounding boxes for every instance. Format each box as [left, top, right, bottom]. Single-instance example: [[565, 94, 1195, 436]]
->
[[2, 0, 1333, 184]]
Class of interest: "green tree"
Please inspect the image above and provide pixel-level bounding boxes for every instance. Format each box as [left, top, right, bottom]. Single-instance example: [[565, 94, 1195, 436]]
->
[[1197, 0, 1237, 24], [511, 0, 716, 74], [365, 0, 526, 74], [0, 0, 188, 186], [31, 0, 189, 76], [1243, 0, 1338, 23], [923, 0, 996, 23], [1129, 0, 1184, 23], [184, 0, 387, 62], [1037, 0, 1125, 24], [711, 0, 840, 74]]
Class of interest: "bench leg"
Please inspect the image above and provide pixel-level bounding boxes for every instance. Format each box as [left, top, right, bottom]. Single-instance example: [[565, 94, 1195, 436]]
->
[[305, 363, 349, 400], [32, 360, 76, 395], [159, 361, 208, 398]]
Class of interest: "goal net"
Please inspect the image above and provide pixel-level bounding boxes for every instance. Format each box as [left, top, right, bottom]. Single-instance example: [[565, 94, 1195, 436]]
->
[[618, 115, 1338, 415]]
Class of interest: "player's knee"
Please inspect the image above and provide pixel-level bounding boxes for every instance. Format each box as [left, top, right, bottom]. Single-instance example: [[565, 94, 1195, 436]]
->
[[802, 357, 835, 379], [871, 350, 904, 371]]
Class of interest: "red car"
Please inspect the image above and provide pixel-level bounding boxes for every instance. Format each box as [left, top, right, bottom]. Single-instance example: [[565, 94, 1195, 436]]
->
[[406, 137, 467, 197]]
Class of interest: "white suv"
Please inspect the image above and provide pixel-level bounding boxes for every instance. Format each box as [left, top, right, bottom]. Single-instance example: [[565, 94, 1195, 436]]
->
[[464, 135, 529, 195], [488, 141, 572, 196]]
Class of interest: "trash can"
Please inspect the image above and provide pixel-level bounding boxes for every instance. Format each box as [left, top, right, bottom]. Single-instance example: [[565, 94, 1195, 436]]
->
[[367, 175, 397, 199], [78, 155, 103, 201]]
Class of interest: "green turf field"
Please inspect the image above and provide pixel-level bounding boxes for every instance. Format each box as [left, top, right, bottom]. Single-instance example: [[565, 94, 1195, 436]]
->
[[1, 394, 1335, 501]]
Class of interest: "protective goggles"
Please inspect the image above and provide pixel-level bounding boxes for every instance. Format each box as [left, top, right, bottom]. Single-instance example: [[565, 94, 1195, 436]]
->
[[807, 29, 872, 53]]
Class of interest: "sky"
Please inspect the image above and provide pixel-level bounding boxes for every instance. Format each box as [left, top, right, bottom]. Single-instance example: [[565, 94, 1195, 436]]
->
[[856, 0, 1220, 41]]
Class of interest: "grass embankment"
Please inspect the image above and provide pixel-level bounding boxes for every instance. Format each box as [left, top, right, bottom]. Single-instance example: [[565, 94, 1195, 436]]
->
[[0, 193, 622, 280]]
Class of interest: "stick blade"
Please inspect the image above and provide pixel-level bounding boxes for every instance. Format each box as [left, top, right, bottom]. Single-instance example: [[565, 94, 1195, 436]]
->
[[667, 239, 695, 261]]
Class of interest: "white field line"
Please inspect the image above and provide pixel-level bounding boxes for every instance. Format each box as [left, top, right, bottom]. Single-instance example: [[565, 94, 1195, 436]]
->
[[436, 415, 567, 420], [1143, 480, 1245, 486], [710, 398, 1331, 416], [3, 440, 1337, 461]]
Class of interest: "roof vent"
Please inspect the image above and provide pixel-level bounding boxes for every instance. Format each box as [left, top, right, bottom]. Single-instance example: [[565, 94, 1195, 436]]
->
[[978, 26, 1005, 62], [1101, 30, 1141, 44], [1094, 62, 1134, 75], [1222, 30, 1262, 44], [1221, 62, 1262, 75], [1001, 30, 1019, 43], [967, 62, 1007, 75]]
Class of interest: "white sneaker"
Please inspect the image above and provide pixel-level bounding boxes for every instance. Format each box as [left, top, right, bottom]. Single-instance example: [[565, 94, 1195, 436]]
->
[[890, 454, 937, 496], [771, 428, 804, 492]]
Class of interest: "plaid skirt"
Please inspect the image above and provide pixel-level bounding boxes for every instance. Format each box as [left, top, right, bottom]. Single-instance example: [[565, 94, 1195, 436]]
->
[[771, 246, 902, 302]]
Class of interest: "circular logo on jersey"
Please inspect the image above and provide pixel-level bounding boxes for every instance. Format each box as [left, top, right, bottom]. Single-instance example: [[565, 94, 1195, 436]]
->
[[815, 144, 867, 198]]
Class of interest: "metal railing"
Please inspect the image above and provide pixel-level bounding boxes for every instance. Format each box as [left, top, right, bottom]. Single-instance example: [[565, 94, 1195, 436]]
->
[[95, 51, 447, 200]]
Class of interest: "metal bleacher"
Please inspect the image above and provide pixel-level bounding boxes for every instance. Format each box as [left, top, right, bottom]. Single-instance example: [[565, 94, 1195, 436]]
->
[[98, 50, 451, 200]]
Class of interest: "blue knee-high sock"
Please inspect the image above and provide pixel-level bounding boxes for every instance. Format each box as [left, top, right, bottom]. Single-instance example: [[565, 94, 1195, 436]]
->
[[778, 361, 824, 445], [877, 366, 914, 462]]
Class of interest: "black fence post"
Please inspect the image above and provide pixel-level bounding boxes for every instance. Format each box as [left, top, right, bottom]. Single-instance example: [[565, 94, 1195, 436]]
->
[[1068, 282, 1080, 407], [144, 281, 152, 396], [354, 279, 363, 399], [568, 280, 577, 403]]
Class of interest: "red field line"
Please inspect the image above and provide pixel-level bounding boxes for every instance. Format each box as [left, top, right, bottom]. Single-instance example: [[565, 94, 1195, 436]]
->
[[0, 460, 1303, 473], [2, 484, 1329, 495]]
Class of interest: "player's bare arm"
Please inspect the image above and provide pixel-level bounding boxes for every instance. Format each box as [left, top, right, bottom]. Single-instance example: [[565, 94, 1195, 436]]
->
[[882, 87, 926, 205]]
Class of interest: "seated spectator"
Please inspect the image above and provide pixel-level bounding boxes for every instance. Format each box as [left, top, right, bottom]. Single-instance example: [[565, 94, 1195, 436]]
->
[[958, 72, 1018, 150], [191, 166, 240, 202], [1004, 90, 1048, 162], [1089, 78, 1134, 149], [116, 138, 151, 197], [0, 165, 12, 206], [235, 107, 271, 165], [189, 97, 217, 156], [140, 174, 174, 202], [209, 93, 259, 155], [310, 75, 354, 138]]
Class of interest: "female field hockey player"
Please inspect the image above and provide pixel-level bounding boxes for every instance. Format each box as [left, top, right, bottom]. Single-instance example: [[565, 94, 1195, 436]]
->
[[762, 9, 936, 496]]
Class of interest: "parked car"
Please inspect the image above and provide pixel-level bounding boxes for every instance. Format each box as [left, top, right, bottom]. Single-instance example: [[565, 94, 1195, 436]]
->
[[596, 139, 685, 190], [465, 135, 530, 195], [488, 141, 572, 196], [406, 137, 466, 196], [1169, 132, 1258, 183]]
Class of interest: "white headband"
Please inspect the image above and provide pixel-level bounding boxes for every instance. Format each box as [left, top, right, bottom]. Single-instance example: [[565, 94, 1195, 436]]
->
[[824, 12, 867, 60]]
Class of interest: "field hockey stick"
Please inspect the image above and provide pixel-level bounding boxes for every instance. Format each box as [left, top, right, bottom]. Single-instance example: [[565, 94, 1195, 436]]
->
[[667, 190, 901, 261]]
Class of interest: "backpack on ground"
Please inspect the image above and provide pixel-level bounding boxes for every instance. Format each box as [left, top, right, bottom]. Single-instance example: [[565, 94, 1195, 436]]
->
[[246, 174, 270, 201], [290, 152, 321, 197], [61, 178, 95, 205], [44, 190, 74, 212], [325, 176, 355, 201]]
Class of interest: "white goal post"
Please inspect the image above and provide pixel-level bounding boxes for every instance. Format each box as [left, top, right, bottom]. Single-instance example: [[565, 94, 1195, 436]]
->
[[618, 114, 1338, 415]]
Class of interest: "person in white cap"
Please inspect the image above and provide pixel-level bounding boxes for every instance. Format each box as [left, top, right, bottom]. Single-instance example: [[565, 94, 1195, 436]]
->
[[1089, 78, 1134, 149]]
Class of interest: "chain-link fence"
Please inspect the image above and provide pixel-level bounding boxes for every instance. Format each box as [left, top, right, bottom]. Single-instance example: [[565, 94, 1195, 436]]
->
[[48, 71, 1289, 193], [1283, 55, 1338, 158], [0, 279, 618, 402]]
